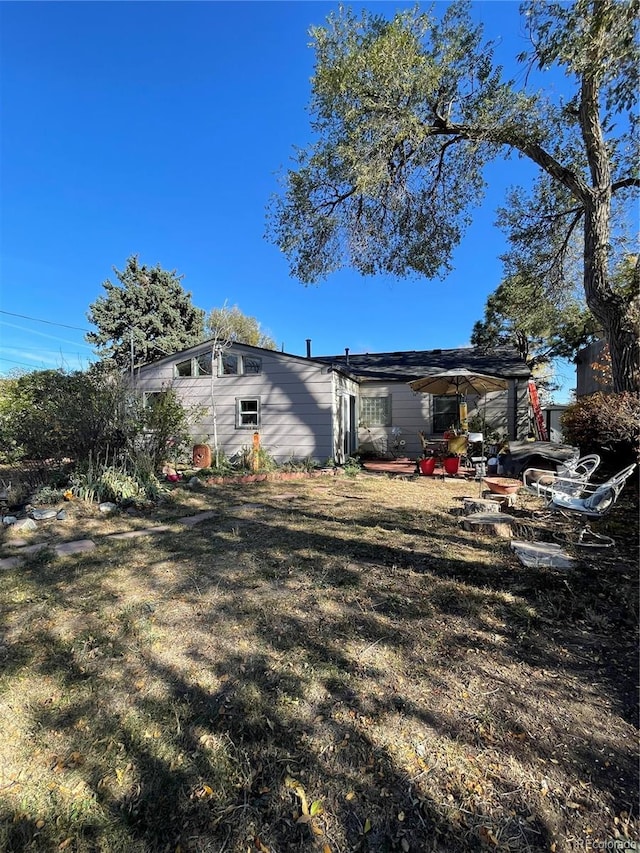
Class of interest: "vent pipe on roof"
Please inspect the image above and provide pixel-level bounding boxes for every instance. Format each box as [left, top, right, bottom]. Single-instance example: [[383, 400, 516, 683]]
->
[[306, 339, 312, 358], [345, 347, 350, 366]]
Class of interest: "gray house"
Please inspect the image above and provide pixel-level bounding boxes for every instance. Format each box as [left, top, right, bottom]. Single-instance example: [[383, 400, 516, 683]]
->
[[134, 340, 531, 465]]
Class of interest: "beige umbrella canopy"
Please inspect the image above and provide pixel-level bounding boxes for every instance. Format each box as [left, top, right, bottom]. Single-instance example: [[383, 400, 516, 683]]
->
[[409, 369, 508, 396]]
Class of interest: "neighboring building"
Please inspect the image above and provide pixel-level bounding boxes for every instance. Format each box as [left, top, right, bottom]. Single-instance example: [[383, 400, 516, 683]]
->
[[575, 339, 612, 397], [541, 405, 569, 443], [134, 341, 531, 464]]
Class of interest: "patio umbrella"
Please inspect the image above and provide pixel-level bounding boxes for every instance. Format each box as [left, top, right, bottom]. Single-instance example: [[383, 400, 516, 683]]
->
[[408, 369, 508, 397], [409, 369, 508, 488]]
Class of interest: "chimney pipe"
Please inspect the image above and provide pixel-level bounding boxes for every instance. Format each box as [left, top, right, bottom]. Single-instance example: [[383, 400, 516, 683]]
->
[[345, 347, 350, 366], [306, 338, 311, 359]]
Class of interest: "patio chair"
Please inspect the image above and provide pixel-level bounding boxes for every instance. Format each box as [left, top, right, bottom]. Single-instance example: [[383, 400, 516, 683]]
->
[[522, 453, 601, 501], [549, 463, 637, 547]]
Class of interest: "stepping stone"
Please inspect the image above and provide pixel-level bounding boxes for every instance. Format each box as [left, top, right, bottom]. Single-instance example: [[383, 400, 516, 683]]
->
[[109, 526, 172, 540], [178, 511, 218, 527], [55, 540, 96, 556], [510, 540, 577, 569]]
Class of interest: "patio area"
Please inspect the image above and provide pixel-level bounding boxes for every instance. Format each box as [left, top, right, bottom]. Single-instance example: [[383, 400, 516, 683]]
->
[[361, 455, 478, 479]]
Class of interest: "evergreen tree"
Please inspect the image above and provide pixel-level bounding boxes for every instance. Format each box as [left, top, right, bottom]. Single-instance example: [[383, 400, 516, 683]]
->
[[86, 256, 205, 369]]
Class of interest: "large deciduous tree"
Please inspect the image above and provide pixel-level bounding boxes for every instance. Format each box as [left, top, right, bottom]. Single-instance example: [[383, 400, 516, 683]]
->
[[86, 256, 205, 370], [268, 0, 639, 392], [205, 305, 277, 350]]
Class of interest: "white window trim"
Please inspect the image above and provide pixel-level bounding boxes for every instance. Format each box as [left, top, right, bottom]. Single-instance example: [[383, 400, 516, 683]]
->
[[235, 397, 261, 429]]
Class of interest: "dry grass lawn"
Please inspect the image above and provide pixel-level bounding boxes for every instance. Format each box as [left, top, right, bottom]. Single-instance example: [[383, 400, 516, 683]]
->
[[0, 470, 638, 853]]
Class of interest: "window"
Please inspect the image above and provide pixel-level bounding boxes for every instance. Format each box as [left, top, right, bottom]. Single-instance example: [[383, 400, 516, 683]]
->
[[433, 395, 459, 433], [242, 355, 262, 374], [143, 391, 163, 409], [175, 358, 193, 377], [219, 353, 262, 376], [174, 352, 213, 378], [360, 396, 392, 426], [236, 398, 260, 428], [221, 353, 239, 375], [196, 351, 213, 375]]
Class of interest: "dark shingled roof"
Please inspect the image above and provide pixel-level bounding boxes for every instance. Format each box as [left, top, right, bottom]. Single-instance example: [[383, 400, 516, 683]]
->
[[315, 346, 530, 382]]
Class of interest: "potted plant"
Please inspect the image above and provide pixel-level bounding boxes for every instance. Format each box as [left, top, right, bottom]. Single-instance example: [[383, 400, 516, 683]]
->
[[417, 451, 437, 476], [443, 452, 460, 475]]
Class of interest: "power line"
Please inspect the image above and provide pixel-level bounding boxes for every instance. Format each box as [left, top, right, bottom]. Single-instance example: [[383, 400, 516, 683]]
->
[[0, 356, 52, 369], [0, 309, 90, 332]]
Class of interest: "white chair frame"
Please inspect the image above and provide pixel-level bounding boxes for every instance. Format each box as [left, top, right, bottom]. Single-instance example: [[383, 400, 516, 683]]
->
[[549, 463, 637, 548], [522, 454, 601, 502]]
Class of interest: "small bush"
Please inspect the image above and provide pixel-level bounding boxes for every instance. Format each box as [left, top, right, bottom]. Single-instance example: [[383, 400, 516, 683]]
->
[[561, 392, 640, 466], [70, 452, 165, 505]]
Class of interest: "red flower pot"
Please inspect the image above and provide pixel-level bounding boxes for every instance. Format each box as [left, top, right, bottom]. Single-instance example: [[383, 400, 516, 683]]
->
[[418, 457, 436, 476], [443, 456, 460, 475]]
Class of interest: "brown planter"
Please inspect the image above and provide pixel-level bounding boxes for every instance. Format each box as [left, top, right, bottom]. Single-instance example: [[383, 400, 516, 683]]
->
[[192, 444, 212, 469]]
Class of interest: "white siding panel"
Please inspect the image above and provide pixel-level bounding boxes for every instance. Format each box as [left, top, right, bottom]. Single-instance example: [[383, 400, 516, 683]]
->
[[357, 380, 515, 457], [135, 348, 336, 463]]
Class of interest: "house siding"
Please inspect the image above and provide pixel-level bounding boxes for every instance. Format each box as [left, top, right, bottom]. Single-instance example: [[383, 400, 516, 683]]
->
[[135, 344, 336, 464], [135, 342, 531, 465], [357, 380, 521, 457]]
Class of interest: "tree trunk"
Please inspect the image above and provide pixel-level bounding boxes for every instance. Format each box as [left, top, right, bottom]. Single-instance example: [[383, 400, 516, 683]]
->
[[583, 200, 640, 393], [578, 32, 640, 394]]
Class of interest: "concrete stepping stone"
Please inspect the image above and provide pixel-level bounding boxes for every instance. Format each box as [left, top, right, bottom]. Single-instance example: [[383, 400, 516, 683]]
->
[[54, 540, 96, 556], [177, 511, 218, 526], [108, 526, 172, 540]]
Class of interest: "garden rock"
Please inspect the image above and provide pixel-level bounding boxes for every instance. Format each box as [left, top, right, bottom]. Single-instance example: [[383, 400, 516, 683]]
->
[[31, 508, 58, 520], [10, 518, 37, 532], [2, 516, 18, 526], [99, 502, 117, 513]]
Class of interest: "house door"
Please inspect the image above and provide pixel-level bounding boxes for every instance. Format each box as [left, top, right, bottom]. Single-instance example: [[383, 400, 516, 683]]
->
[[343, 394, 357, 458]]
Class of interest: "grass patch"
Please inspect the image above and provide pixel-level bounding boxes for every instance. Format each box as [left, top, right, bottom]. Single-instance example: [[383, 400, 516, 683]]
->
[[0, 473, 637, 852]]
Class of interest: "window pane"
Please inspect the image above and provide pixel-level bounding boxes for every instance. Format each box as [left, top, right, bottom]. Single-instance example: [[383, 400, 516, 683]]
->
[[242, 356, 262, 374], [196, 352, 212, 375], [238, 398, 259, 427], [360, 396, 391, 426], [144, 392, 162, 409], [221, 354, 238, 375], [175, 359, 192, 377], [433, 396, 458, 433]]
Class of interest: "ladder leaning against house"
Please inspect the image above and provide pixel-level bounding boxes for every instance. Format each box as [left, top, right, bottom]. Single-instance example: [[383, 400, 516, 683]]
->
[[528, 380, 548, 440]]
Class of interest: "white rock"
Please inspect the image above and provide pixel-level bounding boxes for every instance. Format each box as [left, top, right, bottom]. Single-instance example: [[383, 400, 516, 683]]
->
[[31, 508, 58, 520], [11, 518, 37, 532], [99, 502, 117, 513], [2, 516, 17, 525]]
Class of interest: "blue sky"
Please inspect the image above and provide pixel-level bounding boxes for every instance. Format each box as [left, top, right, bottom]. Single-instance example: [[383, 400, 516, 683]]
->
[[0, 0, 576, 399]]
